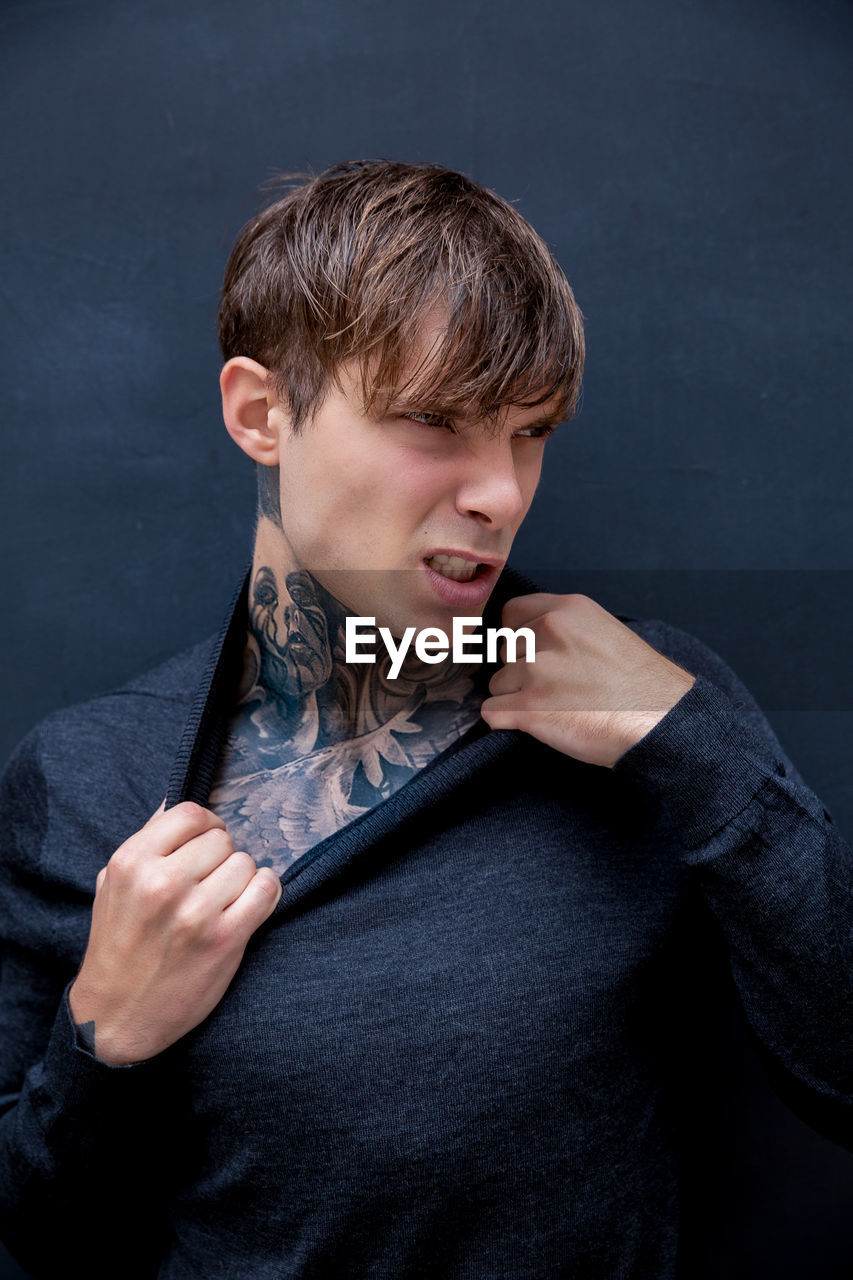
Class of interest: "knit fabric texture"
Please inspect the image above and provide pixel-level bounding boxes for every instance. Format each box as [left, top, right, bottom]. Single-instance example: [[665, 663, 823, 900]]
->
[[1, 567, 850, 1278]]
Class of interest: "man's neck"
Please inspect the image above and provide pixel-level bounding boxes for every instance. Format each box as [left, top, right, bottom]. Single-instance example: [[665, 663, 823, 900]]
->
[[241, 517, 484, 750]]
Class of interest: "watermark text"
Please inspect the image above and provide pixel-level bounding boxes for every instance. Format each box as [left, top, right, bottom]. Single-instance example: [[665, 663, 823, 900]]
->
[[346, 616, 535, 678]]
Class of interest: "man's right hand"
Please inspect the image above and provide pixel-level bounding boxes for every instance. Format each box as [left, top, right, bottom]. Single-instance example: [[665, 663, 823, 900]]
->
[[68, 800, 282, 1065]]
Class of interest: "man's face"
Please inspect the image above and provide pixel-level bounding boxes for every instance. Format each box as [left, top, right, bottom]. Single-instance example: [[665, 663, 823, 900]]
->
[[267, 361, 559, 637]]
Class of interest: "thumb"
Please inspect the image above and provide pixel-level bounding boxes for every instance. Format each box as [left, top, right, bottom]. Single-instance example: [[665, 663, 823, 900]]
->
[[261, 869, 284, 916]]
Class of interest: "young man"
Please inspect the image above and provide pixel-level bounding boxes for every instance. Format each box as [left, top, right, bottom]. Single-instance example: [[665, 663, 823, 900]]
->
[[0, 161, 850, 1279]]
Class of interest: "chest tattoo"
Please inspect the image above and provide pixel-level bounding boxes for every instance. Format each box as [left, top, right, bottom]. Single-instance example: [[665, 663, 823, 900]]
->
[[208, 565, 485, 874]]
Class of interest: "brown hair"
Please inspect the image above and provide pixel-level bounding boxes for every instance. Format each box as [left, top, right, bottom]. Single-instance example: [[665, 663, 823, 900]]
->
[[218, 160, 585, 433]]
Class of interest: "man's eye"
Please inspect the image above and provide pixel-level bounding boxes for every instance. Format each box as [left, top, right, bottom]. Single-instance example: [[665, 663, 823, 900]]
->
[[404, 411, 455, 431], [515, 424, 555, 439]]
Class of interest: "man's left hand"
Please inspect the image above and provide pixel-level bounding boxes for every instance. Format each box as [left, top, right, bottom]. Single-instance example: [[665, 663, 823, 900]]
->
[[479, 593, 696, 769]]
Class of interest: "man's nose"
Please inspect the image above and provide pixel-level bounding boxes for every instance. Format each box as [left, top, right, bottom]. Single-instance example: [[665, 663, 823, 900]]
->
[[454, 439, 527, 528]]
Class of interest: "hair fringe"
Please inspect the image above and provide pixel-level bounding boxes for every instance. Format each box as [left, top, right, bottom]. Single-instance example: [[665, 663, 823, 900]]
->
[[218, 160, 585, 434]]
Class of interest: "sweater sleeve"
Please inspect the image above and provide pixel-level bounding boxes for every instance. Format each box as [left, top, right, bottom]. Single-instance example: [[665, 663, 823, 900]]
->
[[611, 622, 853, 1150], [0, 725, 182, 1279]]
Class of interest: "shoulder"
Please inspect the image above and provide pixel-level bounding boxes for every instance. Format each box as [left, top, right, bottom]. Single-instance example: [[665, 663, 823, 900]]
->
[[617, 609, 789, 746], [17, 633, 216, 793], [506, 570, 756, 711], [612, 610, 805, 798], [617, 612, 757, 710], [0, 635, 217, 955]]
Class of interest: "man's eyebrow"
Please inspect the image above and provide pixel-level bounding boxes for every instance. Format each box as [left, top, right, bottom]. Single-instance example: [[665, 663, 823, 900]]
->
[[381, 394, 567, 432], [384, 395, 456, 417]]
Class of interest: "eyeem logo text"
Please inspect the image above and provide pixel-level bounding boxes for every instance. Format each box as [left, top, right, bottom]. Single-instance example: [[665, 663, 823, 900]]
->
[[346, 616, 535, 679]]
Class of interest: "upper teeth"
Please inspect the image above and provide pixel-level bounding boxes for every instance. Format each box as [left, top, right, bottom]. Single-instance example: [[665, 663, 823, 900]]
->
[[427, 554, 479, 582]]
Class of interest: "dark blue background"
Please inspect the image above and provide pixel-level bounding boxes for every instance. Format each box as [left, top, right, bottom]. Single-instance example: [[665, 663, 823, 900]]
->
[[1, 0, 851, 1275]]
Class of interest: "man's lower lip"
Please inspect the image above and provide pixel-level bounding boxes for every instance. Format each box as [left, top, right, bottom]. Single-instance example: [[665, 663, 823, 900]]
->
[[422, 560, 498, 606]]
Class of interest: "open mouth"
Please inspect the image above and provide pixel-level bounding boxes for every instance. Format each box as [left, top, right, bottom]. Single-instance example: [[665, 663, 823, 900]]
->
[[424, 554, 484, 583]]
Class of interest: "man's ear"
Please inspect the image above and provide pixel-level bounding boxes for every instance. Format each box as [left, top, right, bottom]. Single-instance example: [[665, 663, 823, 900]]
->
[[220, 357, 287, 465]]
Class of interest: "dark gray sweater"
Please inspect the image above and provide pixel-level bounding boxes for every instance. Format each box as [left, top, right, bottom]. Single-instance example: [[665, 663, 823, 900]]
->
[[1, 568, 850, 1278]]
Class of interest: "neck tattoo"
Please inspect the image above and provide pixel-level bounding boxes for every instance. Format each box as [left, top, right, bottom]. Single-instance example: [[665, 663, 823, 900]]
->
[[208, 560, 485, 869]]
